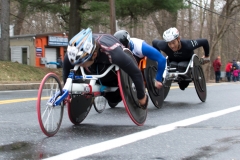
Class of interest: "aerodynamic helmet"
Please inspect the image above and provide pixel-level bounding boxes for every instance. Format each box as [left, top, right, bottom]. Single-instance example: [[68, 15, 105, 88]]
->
[[67, 28, 96, 65], [163, 27, 179, 42], [113, 30, 131, 48]]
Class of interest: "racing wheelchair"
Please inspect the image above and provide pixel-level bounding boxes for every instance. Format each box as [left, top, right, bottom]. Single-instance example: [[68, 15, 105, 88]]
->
[[93, 55, 165, 113], [36, 48, 160, 137], [161, 54, 209, 102]]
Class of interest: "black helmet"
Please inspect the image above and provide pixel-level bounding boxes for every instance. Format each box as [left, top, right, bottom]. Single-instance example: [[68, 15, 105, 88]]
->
[[114, 30, 131, 48]]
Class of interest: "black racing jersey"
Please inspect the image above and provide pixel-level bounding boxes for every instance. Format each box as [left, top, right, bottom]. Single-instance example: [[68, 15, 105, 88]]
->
[[63, 33, 145, 99], [152, 39, 209, 62]]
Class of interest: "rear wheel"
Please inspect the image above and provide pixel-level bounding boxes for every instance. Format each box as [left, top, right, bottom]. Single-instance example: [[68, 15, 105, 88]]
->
[[36, 73, 64, 137], [144, 58, 164, 108], [117, 49, 147, 126], [192, 55, 207, 102]]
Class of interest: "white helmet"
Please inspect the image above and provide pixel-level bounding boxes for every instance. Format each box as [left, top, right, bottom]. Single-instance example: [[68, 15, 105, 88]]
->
[[67, 28, 96, 65], [163, 27, 179, 42]]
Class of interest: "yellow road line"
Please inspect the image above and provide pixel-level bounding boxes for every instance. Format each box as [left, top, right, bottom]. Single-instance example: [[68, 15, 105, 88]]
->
[[0, 84, 216, 105], [0, 97, 49, 105]]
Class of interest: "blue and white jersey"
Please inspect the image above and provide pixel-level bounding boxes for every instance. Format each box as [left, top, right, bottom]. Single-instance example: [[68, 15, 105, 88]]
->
[[129, 37, 166, 82], [129, 38, 145, 58]]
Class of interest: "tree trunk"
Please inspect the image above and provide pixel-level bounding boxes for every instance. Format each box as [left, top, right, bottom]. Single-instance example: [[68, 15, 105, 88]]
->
[[205, 0, 215, 81], [198, 0, 207, 56], [14, 2, 27, 35], [0, 0, 10, 61], [188, 3, 192, 39], [69, 0, 81, 39], [151, 12, 163, 38], [151, 10, 177, 37]]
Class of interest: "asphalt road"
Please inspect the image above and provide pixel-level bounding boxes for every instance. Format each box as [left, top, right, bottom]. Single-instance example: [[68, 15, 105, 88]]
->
[[0, 82, 240, 160]]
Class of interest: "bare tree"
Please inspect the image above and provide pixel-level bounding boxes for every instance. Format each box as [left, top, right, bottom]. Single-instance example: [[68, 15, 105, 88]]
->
[[151, 10, 177, 38], [13, 1, 27, 35]]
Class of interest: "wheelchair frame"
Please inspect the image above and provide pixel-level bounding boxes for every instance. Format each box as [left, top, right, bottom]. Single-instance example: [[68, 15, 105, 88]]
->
[[162, 54, 207, 102]]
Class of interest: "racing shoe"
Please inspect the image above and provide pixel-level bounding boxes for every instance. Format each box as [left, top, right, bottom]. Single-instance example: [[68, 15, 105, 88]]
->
[[108, 101, 118, 108], [139, 94, 149, 110]]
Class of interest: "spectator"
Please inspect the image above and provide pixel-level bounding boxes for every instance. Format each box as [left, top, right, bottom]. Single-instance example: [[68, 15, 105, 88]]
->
[[57, 56, 63, 68], [232, 59, 239, 70], [225, 60, 232, 82], [232, 67, 239, 82], [237, 60, 240, 81], [212, 56, 221, 83], [232, 59, 239, 81]]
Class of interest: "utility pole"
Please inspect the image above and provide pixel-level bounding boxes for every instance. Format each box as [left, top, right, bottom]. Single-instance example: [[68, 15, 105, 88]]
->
[[109, 0, 116, 35]]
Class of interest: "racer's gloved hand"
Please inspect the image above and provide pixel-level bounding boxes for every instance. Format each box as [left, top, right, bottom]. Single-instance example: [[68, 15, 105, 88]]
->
[[154, 79, 163, 89], [200, 56, 210, 65], [138, 94, 148, 110]]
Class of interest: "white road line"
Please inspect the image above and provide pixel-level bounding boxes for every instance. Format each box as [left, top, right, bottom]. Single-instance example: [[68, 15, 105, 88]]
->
[[44, 105, 240, 160]]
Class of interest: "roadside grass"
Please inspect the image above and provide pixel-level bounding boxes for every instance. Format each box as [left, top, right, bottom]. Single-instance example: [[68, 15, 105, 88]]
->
[[0, 61, 62, 83]]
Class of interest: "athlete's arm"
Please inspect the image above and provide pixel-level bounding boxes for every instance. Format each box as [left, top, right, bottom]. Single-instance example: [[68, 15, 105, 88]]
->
[[110, 46, 146, 100], [62, 54, 74, 84], [141, 41, 166, 83], [192, 39, 210, 57], [152, 39, 167, 52]]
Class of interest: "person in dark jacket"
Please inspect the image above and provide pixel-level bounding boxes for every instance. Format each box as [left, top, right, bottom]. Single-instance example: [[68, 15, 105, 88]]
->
[[232, 59, 239, 70], [152, 27, 210, 90], [63, 28, 148, 109], [212, 56, 221, 83]]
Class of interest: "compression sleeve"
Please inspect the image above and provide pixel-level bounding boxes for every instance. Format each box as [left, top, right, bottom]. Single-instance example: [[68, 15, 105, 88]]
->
[[194, 39, 210, 57], [62, 53, 74, 84], [141, 41, 166, 82], [110, 46, 146, 100], [152, 39, 166, 51]]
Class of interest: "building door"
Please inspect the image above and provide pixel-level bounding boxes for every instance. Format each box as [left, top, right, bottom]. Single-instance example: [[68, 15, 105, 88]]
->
[[45, 48, 57, 68], [22, 48, 28, 64]]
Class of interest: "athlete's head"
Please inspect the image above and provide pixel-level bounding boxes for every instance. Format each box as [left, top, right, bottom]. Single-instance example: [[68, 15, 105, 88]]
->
[[163, 27, 181, 52], [113, 30, 131, 48], [67, 28, 96, 65]]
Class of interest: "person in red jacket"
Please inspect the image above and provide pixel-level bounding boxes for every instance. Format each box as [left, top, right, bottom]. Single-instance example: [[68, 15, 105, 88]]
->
[[225, 60, 232, 82], [212, 56, 221, 83]]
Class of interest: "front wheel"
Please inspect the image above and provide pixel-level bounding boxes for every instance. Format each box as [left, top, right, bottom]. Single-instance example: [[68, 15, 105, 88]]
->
[[36, 73, 64, 137], [93, 96, 107, 113], [163, 79, 172, 100]]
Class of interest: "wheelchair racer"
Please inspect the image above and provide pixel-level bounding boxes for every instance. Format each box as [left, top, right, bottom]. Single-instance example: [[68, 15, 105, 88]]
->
[[63, 28, 148, 109], [114, 30, 166, 89], [152, 27, 210, 90]]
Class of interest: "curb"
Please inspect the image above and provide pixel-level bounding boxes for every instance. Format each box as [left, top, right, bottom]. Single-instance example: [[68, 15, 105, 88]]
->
[[0, 83, 40, 91]]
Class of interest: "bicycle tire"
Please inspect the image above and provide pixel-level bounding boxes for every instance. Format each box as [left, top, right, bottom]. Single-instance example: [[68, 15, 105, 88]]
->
[[36, 73, 64, 137]]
